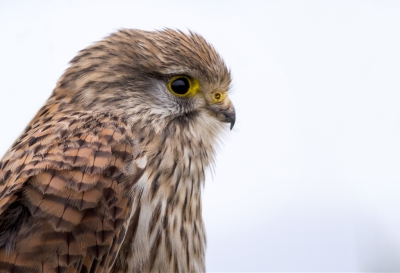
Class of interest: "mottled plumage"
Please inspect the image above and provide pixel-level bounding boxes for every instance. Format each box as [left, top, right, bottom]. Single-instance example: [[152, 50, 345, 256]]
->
[[0, 29, 234, 272]]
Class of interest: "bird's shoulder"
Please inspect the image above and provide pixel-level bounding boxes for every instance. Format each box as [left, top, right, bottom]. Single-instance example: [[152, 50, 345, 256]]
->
[[0, 110, 148, 271], [0, 110, 142, 213]]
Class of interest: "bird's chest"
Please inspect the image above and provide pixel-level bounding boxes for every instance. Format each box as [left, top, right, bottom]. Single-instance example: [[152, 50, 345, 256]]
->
[[111, 142, 207, 272]]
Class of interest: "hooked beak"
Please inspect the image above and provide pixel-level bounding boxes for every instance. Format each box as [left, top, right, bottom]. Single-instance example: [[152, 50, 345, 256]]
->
[[209, 97, 236, 130]]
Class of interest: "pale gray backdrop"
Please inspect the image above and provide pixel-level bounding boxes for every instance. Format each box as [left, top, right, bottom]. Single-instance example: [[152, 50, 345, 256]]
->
[[1, 0, 400, 271]]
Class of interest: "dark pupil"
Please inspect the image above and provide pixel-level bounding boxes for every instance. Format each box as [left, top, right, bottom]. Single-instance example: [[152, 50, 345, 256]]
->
[[171, 78, 190, 94]]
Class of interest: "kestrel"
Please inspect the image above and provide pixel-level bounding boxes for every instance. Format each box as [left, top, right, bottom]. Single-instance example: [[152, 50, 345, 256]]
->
[[0, 29, 235, 272]]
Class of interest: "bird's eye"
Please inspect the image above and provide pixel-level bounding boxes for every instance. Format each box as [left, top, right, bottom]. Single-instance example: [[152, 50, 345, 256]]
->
[[168, 76, 199, 97], [170, 77, 190, 94]]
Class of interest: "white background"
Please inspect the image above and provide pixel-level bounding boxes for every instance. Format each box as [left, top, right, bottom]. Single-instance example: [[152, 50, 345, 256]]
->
[[1, 0, 400, 271]]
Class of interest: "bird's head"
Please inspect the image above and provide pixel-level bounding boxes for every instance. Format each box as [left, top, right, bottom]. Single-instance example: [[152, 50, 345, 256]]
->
[[56, 29, 235, 136]]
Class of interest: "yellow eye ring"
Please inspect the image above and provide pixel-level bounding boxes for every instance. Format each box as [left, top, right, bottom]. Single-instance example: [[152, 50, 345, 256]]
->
[[168, 76, 200, 97]]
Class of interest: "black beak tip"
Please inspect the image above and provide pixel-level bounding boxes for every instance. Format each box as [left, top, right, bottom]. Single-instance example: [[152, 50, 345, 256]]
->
[[229, 114, 236, 130]]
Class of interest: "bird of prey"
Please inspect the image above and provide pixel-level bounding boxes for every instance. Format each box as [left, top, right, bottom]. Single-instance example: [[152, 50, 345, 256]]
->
[[0, 29, 235, 272]]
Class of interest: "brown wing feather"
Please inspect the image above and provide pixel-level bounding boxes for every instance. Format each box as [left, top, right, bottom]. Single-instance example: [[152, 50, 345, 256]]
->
[[0, 110, 144, 273]]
